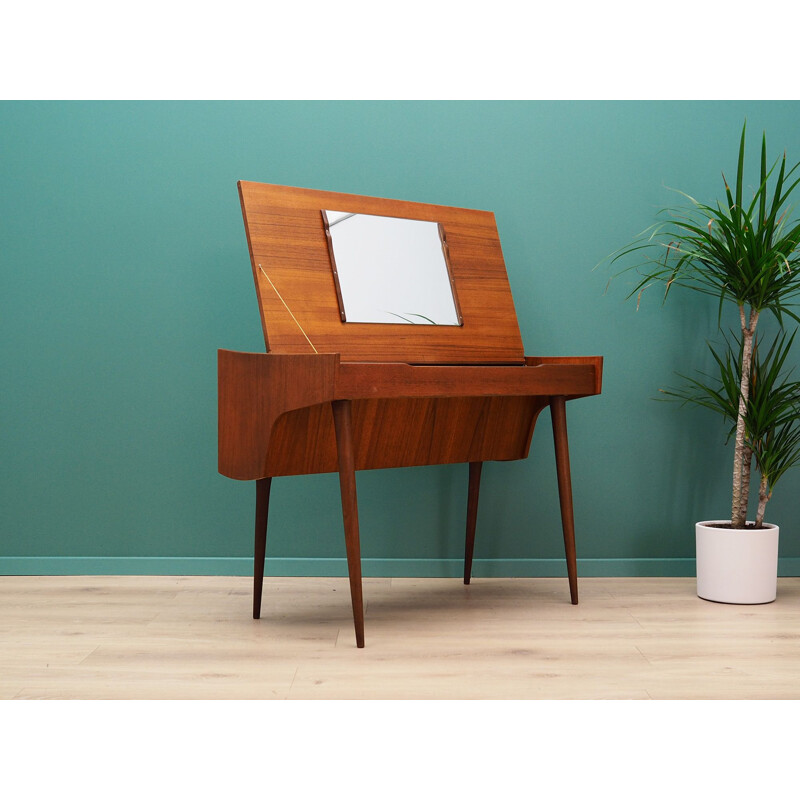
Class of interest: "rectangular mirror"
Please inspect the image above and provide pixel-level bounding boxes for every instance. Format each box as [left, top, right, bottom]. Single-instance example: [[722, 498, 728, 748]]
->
[[322, 209, 463, 325]]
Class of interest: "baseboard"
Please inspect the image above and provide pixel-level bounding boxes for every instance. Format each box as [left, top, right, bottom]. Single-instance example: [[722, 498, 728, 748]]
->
[[2, 556, 799, 577]]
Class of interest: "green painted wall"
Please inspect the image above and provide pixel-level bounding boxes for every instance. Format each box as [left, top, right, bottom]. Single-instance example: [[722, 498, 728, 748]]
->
[[3, 100, 800, 576]]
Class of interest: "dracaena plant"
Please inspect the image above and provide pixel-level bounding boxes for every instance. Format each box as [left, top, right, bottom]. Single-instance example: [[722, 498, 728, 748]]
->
[[609, 121, 800, 528], [661, 330, 800, 527]]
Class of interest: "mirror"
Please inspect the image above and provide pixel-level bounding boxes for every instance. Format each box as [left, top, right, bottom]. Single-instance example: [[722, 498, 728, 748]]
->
[[322, 209, 462, 325]]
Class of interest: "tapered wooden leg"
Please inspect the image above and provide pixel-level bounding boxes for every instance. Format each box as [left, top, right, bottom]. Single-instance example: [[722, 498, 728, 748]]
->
[[550, 396, 578, 604], [253, 477, 272, 619], [331, 400, 365, 648], [464, 461, 483, 584]]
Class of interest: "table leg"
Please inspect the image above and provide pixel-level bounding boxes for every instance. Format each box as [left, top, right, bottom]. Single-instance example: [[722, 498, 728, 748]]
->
[[332, 399, 366, 648], [463, 461, 483, 584], [550, 396, 579, 604], [253, 477, 272, 619]]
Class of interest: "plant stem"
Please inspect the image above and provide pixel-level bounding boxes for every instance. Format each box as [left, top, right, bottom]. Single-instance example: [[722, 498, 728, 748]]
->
[[731, 305, 759, 527], [738, 446, 753, 524], [756, 472, 769, 527]]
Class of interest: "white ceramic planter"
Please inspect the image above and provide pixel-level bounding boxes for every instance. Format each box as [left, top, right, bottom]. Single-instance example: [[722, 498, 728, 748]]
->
[[696, 520, 779, 604]]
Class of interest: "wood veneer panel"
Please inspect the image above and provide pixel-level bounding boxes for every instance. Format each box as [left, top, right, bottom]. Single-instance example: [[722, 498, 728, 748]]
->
[[264, 395, 548, 477], [217, 350, 338, 480], [527, 356, 604, 396], [219, 351, 602, 479], [237, 182, 526, 364], [335, 359, 602, 400]]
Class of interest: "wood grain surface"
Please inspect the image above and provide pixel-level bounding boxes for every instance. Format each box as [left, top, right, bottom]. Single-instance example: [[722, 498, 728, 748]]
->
[[218, 350, 603, 479], [4, 576, 800, 699], [238, 181, 526, 364]]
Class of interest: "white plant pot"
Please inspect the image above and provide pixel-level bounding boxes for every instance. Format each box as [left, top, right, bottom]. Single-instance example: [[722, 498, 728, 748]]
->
[[696, 520, 779, 604]]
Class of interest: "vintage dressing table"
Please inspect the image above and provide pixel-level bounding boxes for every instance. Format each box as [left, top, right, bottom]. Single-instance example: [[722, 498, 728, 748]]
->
[[218, 182, 603, 647]]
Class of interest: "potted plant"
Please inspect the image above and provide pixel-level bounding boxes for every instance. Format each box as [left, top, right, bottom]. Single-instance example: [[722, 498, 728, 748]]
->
[[608, 122, 800, 603], [664, 330, 800, 602]]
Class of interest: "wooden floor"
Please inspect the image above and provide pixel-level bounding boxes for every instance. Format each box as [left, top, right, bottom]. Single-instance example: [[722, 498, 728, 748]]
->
[[2, 575, 799, 699]]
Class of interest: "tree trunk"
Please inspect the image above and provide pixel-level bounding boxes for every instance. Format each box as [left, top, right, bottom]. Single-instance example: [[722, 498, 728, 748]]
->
[[737, 446, 753, 525], [731, 306, 759, 528], [756, 472, 769, 527]]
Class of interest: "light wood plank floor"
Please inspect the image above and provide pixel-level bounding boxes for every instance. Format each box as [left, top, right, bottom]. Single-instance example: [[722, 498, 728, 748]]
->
[[2, 575, 799, 699]]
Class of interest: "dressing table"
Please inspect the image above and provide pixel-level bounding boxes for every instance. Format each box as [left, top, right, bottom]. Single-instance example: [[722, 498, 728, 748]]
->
[[218, 182, 603, 647]]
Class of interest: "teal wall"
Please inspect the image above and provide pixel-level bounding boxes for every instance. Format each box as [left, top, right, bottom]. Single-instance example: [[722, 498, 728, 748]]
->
[[3, 100, 800, 576]]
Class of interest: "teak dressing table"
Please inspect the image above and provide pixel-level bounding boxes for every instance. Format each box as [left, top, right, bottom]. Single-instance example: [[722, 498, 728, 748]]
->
[[218, 182, 603, 647]]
